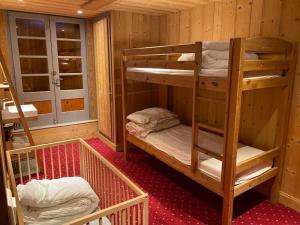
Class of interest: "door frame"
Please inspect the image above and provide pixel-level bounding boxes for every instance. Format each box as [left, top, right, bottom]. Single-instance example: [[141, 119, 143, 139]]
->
[[93, 12, 115, 142]]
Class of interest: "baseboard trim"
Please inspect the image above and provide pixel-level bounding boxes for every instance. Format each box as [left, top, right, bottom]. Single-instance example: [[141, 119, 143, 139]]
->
[[95, 132, 119, 151], [279, 191, 300, 212]]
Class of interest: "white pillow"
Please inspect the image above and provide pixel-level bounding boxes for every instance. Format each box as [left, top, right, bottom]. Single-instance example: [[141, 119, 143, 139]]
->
[[177, 53, 195, 61], [127, 107, 178, 125]]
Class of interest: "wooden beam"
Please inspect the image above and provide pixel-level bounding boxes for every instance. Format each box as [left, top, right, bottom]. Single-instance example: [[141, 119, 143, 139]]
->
[[221, 38, 245, 225], [244, 59, 290, 72], [242, 76, 289, 91], [125, 60, 196, 70], [194, 145, 223, 161], [236, 147, 280, 176], [123, 44, 196, 56], [81, 0, 118, 10], [234, 168, 278, 197]]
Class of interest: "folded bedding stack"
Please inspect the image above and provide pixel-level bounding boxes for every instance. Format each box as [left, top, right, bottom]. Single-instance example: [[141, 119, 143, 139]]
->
[[17, 177, 100, 225], [178, 41, 258, 69], [126, 107, 180, 138]]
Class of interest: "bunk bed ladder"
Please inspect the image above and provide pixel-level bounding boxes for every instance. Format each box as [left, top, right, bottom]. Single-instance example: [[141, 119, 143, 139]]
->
[[0, 48, 35, 148]]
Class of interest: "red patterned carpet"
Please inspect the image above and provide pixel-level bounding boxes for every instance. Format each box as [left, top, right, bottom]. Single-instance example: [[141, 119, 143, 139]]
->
[[86, 138, 300, 225]]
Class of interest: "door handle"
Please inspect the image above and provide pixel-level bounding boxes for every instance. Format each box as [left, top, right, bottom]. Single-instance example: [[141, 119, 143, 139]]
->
[[52, 78, 61, 87]]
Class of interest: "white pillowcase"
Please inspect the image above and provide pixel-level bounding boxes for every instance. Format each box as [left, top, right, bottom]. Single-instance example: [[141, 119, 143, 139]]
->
[[127, 107, 178, 125]]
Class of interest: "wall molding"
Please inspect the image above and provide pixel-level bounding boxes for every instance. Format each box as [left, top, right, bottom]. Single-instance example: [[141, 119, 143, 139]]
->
[[279, 191, 300, 212]]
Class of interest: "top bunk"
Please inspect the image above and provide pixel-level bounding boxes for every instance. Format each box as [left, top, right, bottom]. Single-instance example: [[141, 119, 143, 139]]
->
[[122, 37, 297, 91]]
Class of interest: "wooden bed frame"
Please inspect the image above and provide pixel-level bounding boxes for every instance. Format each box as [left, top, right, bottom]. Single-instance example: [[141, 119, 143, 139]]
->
[[6, 139, 148, 225], [121, 37, 298, 225]]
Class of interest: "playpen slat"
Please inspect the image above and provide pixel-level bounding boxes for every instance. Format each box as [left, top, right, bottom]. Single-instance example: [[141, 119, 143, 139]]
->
[[72, 143, 75, 176], [26, 152, 31, 180], [42, 148, 47, 179], [34, 150, 39, 180], [58, 146, 62, 178], [18, 154, 23, 184], [65, 144, 69, 177], [50, 146, 54, 178]]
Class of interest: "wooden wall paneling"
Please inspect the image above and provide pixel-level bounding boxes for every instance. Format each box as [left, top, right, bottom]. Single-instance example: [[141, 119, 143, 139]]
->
[[281, 49, 300, 203], [279, 0, 300, 41], [234, 0, 252, 37], [219, 0, 236, 40], [0, 10, 12, 99], [202, 3, 215, 40], [111, 11, 161, 146], [158, 0, 300, 210], [86, 20, 98, 119], [249, 0, 263, 37], [94, 17, 113, 139], [190, 6, 204, 42], [260, 0, 282, 37]]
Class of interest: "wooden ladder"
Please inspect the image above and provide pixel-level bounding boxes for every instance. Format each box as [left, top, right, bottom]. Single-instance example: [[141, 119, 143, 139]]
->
[[0, 48, 34, 149], [191, 42, 225, 172]]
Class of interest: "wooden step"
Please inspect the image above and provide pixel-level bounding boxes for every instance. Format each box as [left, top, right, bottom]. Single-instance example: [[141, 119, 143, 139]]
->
[[197, 123, 224, 135], [194, 145, 223, 161]]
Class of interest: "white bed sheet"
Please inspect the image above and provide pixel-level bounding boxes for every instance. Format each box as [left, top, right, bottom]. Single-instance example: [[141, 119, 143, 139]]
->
[[141, 124, 272, 185], [127, 67, 281, 80]]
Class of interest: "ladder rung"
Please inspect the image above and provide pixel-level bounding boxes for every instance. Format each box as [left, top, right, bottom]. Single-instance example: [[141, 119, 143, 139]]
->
[[198, 123, 224, 135], [194, 146, 223, 161], [196, 96, 226, 104]]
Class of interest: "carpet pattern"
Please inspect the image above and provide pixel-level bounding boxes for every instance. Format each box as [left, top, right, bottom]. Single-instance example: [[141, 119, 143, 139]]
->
[[85, 138, 300, 225]]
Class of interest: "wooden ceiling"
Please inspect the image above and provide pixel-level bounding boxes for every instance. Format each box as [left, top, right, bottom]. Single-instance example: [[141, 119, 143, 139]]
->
[[0, 0, 216, 18]]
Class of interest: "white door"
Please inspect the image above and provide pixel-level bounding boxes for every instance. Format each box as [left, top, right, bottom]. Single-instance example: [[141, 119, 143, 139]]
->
[[9, 12, 89, 126], [50, 17, 89, 123], [9, 12, 56, 127]]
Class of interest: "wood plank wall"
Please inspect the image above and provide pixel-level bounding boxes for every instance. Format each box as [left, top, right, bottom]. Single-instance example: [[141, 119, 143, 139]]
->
[[159, 0, 300, 211], [111, 10, 161, 145]]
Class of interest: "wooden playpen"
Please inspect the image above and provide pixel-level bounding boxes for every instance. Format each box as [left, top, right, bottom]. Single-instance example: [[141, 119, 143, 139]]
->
[[6, 139, 148, 225]]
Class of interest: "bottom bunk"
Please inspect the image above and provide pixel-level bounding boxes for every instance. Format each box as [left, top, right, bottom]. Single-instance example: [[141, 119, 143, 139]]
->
[[6, 139, 148, 225], [128, 124, 272, 185], [124, 108, 278, 197]]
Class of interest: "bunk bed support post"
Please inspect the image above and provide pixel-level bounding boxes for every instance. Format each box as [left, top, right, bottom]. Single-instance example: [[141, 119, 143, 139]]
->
[[221, 38, 245, 225], [191, 42, 202, 172], [270, 42, 299, 203], [121, 53, 129, 160]]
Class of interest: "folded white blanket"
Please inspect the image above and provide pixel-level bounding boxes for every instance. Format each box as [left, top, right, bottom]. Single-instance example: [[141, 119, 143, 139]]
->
[[202, 41, 230, 51], [17, 177, 100, 225], [202, 50, 258, 69]]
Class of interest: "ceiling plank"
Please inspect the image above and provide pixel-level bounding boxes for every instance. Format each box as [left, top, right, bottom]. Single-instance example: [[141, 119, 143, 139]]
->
[[81, 0, 119, 10]]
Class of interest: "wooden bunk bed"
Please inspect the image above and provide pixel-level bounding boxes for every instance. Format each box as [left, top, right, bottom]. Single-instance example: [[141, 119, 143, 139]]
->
[[121, 37, 298, 225]]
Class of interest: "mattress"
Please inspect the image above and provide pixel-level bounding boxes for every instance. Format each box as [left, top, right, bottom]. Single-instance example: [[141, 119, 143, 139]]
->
[[139, 124, 273, 185], [1, 104, 38, 121], [127, 67, 281, 80]]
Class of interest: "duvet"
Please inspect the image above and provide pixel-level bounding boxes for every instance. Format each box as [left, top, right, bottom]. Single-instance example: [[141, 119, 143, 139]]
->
[[17, 177, 100, 225]]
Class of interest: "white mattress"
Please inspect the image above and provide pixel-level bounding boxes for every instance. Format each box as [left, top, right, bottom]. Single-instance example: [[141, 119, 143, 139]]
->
[[127, 67, 281, 80], [1, 104, 38, 120], [141, 124, 272, 185]]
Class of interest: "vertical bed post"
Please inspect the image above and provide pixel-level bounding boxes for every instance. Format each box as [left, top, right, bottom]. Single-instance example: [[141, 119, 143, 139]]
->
[[221, 38, 245, 225], [121, 51, 129, 160], [271, 42, 299, 203], [191, 42, 202, 172]]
